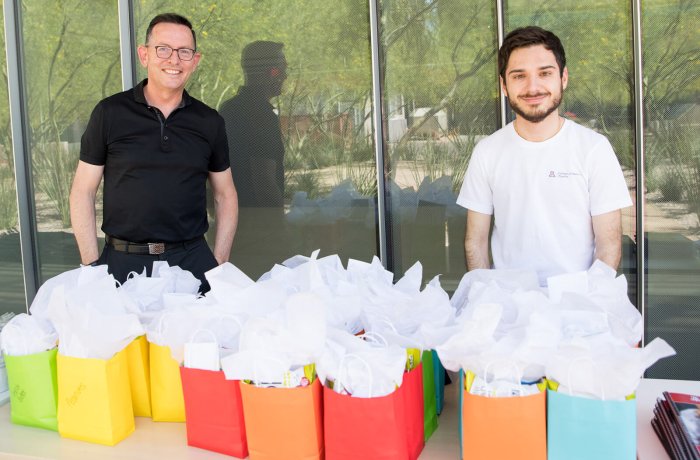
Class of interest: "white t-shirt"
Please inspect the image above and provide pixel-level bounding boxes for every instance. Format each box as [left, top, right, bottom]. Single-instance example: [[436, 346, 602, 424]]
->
[[457, 120, 632, 284]]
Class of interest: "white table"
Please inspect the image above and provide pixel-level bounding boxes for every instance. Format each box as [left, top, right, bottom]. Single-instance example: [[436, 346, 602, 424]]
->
[[0, 378, 696, 460]]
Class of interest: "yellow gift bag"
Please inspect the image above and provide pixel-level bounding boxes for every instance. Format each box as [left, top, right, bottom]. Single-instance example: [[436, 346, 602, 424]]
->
[[57, 349, 134, 446], [126, 335, 151, 417], [149, 342, 186, 422]]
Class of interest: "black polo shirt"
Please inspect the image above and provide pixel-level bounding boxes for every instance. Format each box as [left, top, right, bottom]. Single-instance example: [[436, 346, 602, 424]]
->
[[80, 79, 230, 243]]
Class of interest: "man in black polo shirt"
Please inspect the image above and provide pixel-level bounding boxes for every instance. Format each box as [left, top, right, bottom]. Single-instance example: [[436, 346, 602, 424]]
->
[[69, 13, 238, 292]]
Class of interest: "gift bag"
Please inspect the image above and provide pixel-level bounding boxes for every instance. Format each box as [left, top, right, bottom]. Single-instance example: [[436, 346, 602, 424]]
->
[[4, 348, 58, 431], [461, 372, 547, 460], [240, 378, 324, 460], [401, 361, 425, 460], [547, 388, 636, 460], [149, 342, 186, 422], [421, 350, 438, 441], [324, 384, 408, 460], [432, 349, 445, 414], [125, 335, 151, 417], [57, 349, 134, 446], [180, 367, 248, 457]]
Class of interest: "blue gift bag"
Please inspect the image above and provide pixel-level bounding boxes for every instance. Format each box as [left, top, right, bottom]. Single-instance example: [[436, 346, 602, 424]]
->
[[431, 350, 445, 415], [547, 389, 636, 460]]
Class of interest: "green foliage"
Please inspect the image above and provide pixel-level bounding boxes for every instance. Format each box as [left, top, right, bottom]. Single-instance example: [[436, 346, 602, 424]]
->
[[0, 166, 18, 230], [33, 142, 80, 228]]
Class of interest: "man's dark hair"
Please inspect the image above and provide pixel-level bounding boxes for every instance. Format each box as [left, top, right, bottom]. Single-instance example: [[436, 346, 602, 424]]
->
[[241, 41, 285, 77], [145, 13, 196, 50], [498, 26, 565, 78]]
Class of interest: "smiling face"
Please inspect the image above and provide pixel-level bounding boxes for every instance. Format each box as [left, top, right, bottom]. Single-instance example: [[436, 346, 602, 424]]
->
[[501, 44, 568, 124], [137, 22, 200, 95]]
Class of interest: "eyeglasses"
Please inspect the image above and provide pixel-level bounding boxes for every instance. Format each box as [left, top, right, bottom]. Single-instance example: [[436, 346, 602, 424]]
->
[[150, 45, 196, 61]]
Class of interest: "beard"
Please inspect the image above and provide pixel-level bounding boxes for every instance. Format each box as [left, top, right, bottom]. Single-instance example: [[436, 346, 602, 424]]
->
[[508, 84, 563, 123]]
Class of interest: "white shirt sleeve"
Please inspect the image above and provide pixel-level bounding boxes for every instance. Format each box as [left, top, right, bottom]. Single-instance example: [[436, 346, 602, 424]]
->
[[587, 137, 633, 216], [456, 143, 494, 215]]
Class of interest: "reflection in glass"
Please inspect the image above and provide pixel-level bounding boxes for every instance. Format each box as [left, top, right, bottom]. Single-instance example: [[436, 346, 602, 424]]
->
[[383, 0, 499, 289], [642, 0, 700, 380], [0, 7, 27, 314], [20, 0, 120, 282], [135, 2, 377, 279]]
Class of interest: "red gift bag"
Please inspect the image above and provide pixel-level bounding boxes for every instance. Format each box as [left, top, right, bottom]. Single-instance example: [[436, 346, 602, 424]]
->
[[400, 362, 425, 460], [180, 367, 247, 458], [324, 384, 409, 460]]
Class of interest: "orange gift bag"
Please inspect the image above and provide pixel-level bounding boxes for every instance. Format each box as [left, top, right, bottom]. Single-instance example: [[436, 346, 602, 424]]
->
[[240, 378, 324, 460], [461, 371, 547, 460]]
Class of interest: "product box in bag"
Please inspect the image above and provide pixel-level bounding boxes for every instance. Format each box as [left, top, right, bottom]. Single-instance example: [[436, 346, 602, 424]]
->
[[57, 348, 134, 446], [4, 348, 59, 431]]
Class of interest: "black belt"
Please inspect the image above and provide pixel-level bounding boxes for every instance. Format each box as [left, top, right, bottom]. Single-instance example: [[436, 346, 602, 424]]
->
[[105, 235, 203, 255]]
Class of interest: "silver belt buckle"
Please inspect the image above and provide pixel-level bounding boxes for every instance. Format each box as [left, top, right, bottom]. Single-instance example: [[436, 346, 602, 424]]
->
[[148, 242, 165, 255]]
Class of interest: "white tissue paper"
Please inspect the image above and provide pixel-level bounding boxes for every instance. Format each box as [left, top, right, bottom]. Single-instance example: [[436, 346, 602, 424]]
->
[[316, 328, 406, 398], [47, 283, 144, 359], [29, 265, 111, 318], [547, 337, 676, 400], [0, 314, 57, 356], [221, 292, 327, 384]]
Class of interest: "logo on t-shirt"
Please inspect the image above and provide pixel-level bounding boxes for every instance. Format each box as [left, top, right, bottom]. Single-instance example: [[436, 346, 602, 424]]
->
[[547, 170, 581, 179]]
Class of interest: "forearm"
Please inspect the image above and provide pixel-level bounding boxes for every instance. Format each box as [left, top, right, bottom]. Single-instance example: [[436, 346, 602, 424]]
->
[[70, 192, 100, 264], [212, 191, 238, 264], [594, 238, 622, 270], [464, 210, 492, 271], [465, 235, 490, 270], [592, 210, 622, 270]]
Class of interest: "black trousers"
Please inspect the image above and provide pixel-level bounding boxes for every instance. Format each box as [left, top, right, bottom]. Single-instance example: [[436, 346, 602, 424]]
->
[[97, 237, 218, 293]]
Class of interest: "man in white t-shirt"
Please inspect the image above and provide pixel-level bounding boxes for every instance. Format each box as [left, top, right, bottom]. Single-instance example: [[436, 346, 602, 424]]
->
[[457, 26, 632, 285]]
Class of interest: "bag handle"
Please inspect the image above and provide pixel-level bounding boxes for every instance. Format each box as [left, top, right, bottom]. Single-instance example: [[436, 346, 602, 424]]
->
[[252, 354, 290, 387], [564, 356, 606, 400], [358, 331, 388, 347], [188, 328, 218, 346], [483, 359, 523, 386], [336, 353, 374, 398]]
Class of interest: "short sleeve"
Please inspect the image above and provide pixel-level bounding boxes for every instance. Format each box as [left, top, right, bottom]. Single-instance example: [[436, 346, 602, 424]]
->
[[456, 143, 494, 215], [79, 102, 108, 165], [587, 138, 633, 215], [208, 114, 231, 172]]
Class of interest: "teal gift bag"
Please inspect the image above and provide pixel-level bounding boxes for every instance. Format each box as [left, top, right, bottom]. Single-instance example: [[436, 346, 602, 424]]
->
[[421, 350, 438, 441], [431, 350, 445, 414], [547, 389, 636, 460]]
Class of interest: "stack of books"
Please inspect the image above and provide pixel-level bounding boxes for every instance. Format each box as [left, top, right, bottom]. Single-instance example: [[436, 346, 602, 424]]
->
[[653, 391, 700, 460]]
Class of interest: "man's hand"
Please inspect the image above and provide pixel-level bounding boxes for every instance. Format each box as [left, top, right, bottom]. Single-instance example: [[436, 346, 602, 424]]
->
[[70, 161, 104, 265], [465, 209, 492, 271], [592, 209, 622, 270], [209, 168, 238, 264]]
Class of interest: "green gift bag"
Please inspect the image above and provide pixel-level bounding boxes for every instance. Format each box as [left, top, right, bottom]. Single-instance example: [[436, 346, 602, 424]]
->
[[4, 348, 59, 431], [421, 350, 438, 441]]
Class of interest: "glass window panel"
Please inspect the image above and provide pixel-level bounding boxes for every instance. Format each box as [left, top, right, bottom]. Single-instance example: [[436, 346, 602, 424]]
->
[[0, 6, 27, 315], [504, 0, 637, 302], [382, 0, 499, 289], [21, 1, 121, 283], [134, 2, 377, 279], [643, 0, 700, 380]]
